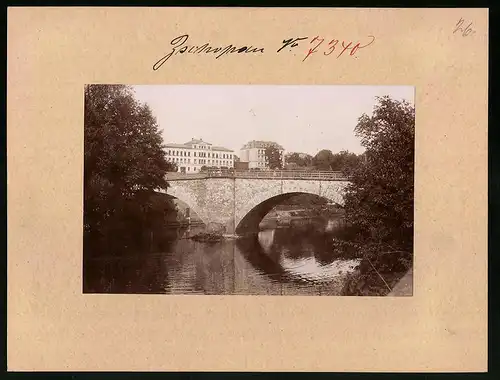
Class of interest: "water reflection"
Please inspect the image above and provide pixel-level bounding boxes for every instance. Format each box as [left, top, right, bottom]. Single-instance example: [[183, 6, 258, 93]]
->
[[83, 217, 360, 296]]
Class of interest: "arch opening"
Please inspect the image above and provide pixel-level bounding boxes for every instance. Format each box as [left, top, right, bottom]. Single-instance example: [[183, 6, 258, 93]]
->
[[235, 192, 342, 235], [162, 193, 207, 228]]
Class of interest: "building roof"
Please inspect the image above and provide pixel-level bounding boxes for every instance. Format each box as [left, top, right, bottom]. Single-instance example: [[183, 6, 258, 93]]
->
[[165, 143, 193, 149], [211, 146, 234, 152], [241, 140, 284, 150], [165, 138, 233, 152], [184, 138, 212, 146]]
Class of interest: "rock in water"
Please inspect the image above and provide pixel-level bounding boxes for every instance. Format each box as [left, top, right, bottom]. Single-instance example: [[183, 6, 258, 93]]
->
[[206, 222, 226, 234]]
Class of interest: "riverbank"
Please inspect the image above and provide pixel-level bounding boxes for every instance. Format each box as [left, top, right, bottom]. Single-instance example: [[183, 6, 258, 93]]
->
[[388, 268, 413, 296], [339, 246, 413, 296]]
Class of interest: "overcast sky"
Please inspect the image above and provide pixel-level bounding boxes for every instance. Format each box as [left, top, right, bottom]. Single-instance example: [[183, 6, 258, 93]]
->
[[132, 85, 414, 156]]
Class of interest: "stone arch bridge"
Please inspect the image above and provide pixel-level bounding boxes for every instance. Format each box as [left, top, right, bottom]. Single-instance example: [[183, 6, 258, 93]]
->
[[162, 170, 350, 235]]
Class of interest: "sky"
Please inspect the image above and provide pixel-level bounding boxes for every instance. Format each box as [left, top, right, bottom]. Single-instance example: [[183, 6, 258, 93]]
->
[[132, 85, 414, 156]]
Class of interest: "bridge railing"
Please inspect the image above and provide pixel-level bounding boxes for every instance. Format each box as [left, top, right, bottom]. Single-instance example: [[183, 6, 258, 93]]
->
[[165, 172, 208, 180], [165, 170, 348, 181]]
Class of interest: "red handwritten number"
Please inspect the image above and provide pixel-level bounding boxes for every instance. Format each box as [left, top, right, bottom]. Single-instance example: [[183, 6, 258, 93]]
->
[[303, 36, 324, 62], [348, 35, 376, 57], [299, 35, 375, 61], [337, 41, 353, 58], [324, 39, 339, 56]]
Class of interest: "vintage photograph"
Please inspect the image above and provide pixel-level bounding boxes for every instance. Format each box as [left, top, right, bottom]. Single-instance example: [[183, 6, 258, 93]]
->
[[83, 85, 415, 296]]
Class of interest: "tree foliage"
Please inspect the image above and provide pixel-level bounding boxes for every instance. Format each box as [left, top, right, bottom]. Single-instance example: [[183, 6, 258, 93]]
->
[[265, 145, 283, 169], [312, 149, 334, 170], [311, 149, 361, 174], [343, 96, 415, 250], [84, 84, 178, 256], [285, 152, 313, 168], [329, 151, 361, 175]]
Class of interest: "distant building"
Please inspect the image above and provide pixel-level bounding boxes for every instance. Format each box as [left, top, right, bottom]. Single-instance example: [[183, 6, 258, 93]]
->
[[239, 140, 285, 169], [165, 138, 235, 173]]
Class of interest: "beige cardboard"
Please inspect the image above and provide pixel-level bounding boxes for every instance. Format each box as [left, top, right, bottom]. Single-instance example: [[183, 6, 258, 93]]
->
[[7, 7, 488, 371]]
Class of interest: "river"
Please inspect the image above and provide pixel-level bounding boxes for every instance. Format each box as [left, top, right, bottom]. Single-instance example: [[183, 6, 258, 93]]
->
[[83, 215, 362, 296]]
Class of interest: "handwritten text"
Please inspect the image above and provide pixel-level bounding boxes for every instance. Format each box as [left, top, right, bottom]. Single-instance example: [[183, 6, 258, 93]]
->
[[152, 33, 376, 70], [453, 18, 476, 37], [153, 34, 265, 70]]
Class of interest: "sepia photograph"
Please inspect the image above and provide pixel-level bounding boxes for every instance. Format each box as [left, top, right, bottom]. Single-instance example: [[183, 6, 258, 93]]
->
[[83, 85, 415, 296]]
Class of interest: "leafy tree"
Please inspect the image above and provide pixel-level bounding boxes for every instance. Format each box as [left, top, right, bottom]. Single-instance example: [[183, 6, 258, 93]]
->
[[265, 145, 283, 169], [167, 162, 179, 172], [84, 84, 177, 256], [285, 152, 313, 168], [284, 162, 299, 170], [343, 96, 415, 251], [312, 149, 334, 170], [330, 150, 362, 175]]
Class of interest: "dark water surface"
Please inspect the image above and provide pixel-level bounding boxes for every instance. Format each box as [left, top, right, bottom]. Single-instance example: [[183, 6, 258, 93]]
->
[[83, 217, 361, 295]]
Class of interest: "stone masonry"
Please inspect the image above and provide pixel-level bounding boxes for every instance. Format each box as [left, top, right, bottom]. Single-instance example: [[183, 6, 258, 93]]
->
[[162, 178, 350, 235]]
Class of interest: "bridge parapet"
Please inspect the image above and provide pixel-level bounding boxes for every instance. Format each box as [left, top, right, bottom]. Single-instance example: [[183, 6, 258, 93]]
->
[[165, 170, 348, 181]]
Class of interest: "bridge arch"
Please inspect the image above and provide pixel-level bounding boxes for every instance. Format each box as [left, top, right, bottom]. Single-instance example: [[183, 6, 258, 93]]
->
[[160, 186, 209, 226], [235, 191, 342, 235]]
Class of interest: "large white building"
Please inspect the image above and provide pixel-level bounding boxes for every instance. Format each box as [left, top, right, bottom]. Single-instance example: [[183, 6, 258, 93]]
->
[[240, 140, 285, 169], [165, 138, 235, 173]]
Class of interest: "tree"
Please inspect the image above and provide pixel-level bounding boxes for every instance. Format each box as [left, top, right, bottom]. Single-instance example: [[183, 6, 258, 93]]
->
[[84, 84, 177, 255], [285, 152, 313, 168], [167, 162, 179, 172], [265, 145, 283, 169], [330, 150, 362, 175], [312, 149, 334, 170], [343, 96, 415, 250]]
